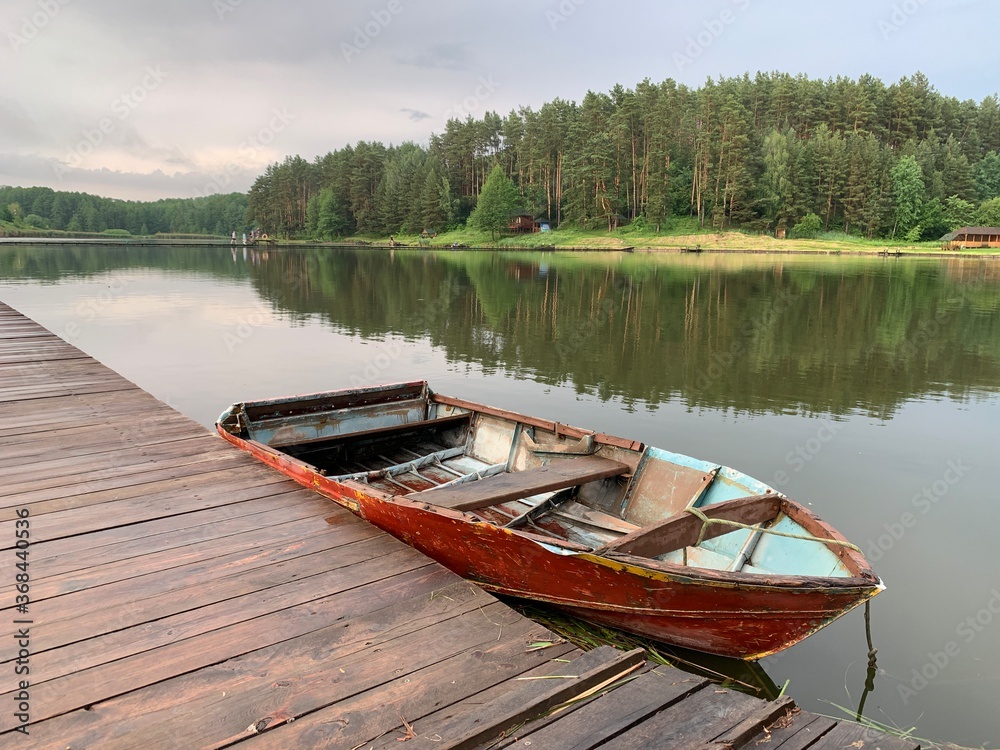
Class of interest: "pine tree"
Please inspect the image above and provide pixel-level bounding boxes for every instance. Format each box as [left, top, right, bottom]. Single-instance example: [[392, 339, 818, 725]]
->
[[418, 167, 454, 232]]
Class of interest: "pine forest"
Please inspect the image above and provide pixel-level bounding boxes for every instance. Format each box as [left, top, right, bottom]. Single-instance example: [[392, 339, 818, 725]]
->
[[6, 72, 1000, 243]]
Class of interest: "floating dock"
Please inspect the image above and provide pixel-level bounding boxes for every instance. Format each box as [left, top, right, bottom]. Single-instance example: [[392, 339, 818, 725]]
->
[[0, 300, 920, 749]]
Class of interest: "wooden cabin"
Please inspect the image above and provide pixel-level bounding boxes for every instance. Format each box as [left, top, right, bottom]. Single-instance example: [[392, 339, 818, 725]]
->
[[507, 214, 541, 234], [940, 227, 1000, 249]]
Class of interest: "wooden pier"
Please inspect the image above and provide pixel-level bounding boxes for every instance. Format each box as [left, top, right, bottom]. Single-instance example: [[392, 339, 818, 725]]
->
[[0, 299, 920, 749]]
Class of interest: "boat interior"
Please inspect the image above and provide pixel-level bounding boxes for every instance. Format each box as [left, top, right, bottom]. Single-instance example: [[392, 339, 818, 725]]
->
[[226, 382, 861, 580]]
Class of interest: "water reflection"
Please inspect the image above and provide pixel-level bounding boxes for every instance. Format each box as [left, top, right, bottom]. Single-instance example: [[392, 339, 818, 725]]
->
[[232, 248, 1000, 416], [11, 244, 996, 417]]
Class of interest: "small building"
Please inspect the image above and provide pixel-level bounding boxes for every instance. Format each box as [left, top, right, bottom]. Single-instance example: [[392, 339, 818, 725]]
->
[[507, 214, 541, 234], [940, 226, 1000, 249]]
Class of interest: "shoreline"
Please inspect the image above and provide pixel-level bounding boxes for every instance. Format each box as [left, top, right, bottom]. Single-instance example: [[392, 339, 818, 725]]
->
[[1, 234, 998, 259]]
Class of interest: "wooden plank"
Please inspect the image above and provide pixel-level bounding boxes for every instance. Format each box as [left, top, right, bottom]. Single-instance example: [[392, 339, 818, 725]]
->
[[0, 463, 289, 533], [19, 489, 330, 565], [16, 555, 446, 690], [0, 457, 296, 532], [597, 685, 763, 750], [747, 712, 837, 750], [0, 389, 154, 424], [7, 513, 355, 603], [806, 720, 920, 750], [0, 415, 147, 442], [0, 409, 193, 444], [0, 371, 115, 387], [12, 525, 394, 655], [431, 394, 644, 452], [0, 365, 136, 389], [416, 455, 629, 511], [698, 695, 797, 749], [0, 328, 54, 339], [14, 579, 501, 744], [0, 432, 221, 483], [276, 412, 472, 450], [489, 666, 707, 750], [0, 381, 135, 402], [600, 493, 782, 557], [0, 417, 199, 466], [0, 352, 90, 366], [242, 380, 427, 421], [232, 628, 578, 749], [0, 345, 89, 364], [554, 500, 639, 534], [368, 647, 647, 750], [0, 372, 135, 387], [0, 431, 226, 483], [0, 395, 163, 426], [136, 603, 538, 750], [20, 493, 331, 580], [0, 448, 280, 506], [4, 535, 418, 688], [0, 451, 260, 520], [0, 437, 237, 504], [0, 361, 130, 382]]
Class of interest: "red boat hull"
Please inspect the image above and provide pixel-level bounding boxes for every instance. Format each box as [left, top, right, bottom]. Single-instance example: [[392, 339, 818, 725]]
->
[[217, 428, 879, 659]]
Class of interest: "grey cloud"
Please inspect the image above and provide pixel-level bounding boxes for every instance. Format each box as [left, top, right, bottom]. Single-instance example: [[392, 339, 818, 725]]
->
[[400, 108, 431, 122]]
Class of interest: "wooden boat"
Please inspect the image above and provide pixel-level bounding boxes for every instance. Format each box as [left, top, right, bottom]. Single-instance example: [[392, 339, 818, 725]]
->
[[216, 381, 883, 659]]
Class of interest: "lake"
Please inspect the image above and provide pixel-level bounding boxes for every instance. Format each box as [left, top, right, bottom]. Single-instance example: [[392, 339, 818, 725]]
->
[[1, 243, 997, 747]]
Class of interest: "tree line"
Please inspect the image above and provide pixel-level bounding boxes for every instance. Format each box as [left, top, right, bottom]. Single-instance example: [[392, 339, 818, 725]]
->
[[7, 72, 1000, 243], [248, 71, 1000, 240], [0, 185, 248, 236]]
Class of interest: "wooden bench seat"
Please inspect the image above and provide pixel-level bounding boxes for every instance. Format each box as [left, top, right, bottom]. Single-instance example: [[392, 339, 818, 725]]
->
[[413, 455, 630, 512], [598, 493, 782, 558], [279, 412, 471, 451]]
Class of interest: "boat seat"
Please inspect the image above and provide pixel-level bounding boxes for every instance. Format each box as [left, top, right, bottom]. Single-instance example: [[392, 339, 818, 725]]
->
[[275, 413, 471, 450], [597, 493, 782, 558], [411, 455, 630, 512], [552, 501, 640, 535]]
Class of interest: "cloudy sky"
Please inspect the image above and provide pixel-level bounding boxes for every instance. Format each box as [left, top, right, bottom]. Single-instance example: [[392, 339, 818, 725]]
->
[[2, 0, 997, 201]]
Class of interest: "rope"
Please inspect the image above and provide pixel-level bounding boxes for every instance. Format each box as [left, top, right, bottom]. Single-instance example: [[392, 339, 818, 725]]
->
[[865, 599, 878, 666], [683, 506, 862, 553], [858, 599, 878, 721]]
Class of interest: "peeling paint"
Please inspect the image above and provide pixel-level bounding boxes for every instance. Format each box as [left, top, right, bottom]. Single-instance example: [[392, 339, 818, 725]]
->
[[216, 380, 882, 660]]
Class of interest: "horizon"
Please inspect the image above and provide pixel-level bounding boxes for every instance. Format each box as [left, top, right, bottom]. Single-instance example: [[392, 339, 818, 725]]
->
[[3, 0, 998, 203]]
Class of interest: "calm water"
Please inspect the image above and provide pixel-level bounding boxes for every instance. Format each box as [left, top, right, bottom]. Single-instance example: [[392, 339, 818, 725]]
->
[[1, 244, 998, 747]]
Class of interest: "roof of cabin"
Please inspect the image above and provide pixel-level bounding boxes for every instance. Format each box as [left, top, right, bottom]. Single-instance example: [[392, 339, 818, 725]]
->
[[940, 226, 1000, 241]]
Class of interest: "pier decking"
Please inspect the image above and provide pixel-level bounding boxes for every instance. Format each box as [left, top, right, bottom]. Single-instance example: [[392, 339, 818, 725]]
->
[[0, 299, 920, 749]]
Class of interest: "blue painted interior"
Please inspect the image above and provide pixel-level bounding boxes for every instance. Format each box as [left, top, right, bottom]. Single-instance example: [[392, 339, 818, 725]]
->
[[747, 515, 848, 577], [643, 447, 719, 473]]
